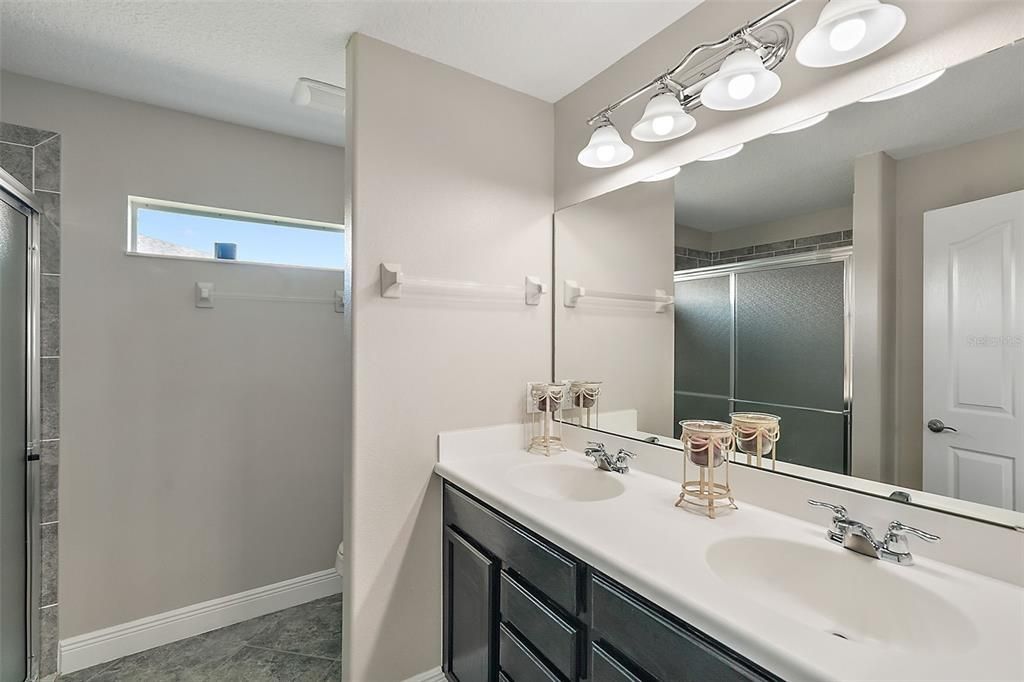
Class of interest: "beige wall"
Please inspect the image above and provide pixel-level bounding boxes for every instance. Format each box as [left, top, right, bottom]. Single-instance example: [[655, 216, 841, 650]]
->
[[554, 0, 1024, 209], [0, 72, 346, 637], [344, 34, 553, 681], [555, 181, 675, 435], [894, 128, 1024, 488], [852, 152, 898, 484], [677, 205, 853, 252]]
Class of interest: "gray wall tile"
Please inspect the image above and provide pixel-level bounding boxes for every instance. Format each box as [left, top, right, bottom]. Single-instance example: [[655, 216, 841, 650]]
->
[[754, 239, 794, 254], [795, 231, 845, 248], [41, 523, 58, 606], [717, 246, 753, 259], [34, 137, 60, 192], [38, 192, 61, 275], [41, 275, 60, 357], [0, 142, 34, 188], [0, 122, 57, 147], [41, 358, 59, 439], [40, 605, 58, 677], [40, 441, 59, 523]]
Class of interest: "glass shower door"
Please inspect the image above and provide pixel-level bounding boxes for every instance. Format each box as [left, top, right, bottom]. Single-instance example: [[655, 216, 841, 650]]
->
[[0, 194, 29, 681], [734, 262, 848, 473]]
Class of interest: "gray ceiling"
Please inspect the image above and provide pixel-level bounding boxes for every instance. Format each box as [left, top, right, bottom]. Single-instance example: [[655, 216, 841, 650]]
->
[[675, 42, 1024, 232]]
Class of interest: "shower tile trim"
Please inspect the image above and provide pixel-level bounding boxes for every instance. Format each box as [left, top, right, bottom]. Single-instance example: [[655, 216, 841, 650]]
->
[[0, 122, 61, 678], [675, 229, 852, 271]]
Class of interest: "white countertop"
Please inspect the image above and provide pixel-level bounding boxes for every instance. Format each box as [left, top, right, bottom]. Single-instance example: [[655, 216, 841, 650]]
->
[[434, 442, 1024, 682]]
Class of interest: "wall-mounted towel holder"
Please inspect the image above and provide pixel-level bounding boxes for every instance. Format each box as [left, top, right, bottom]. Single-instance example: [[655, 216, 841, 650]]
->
[[195, 281, 345, 312], [563, 279, 673, 313], [379, 263, 547, 305]]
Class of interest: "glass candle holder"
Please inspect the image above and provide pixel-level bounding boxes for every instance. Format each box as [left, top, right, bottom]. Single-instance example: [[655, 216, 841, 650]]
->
[[676, 420, 737, 519], [527, 382, 568, 456], [730, 412, 781, 470], [568, 380, 602, 428]]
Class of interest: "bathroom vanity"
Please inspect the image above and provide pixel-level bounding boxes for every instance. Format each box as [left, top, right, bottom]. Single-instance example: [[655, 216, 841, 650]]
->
[[435, 433, 1024, 682], [443, 482, 778, 682]]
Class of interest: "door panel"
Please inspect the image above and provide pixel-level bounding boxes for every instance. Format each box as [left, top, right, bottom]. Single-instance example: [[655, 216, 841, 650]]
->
[[924, 190, 1024, 511], [444, 527, 497, 682], [0, 197, 28, 681]]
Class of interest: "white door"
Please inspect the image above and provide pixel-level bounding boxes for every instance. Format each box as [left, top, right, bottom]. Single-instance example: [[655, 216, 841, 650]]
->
[[923, 190, 1024, 511]]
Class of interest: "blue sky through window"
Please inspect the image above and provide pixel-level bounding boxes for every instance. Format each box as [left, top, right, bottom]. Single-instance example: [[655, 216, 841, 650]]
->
[[136, 207, 344, 269]]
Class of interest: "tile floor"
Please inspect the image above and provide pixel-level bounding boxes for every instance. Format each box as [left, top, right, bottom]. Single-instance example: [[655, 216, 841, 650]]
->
[[60, 594, 342, 681]]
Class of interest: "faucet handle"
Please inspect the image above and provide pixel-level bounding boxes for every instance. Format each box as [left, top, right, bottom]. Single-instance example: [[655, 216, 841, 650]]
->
[[808, 499, 848, 520], [616, 448, 636, 460], [886, 520, 940, 543]]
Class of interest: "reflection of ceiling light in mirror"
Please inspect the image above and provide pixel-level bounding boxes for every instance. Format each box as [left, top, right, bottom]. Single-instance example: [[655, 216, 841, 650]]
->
[[577, 122, 634, 168], [859, 69, 945, 102], [796, 0, 906, 68], [698, 144, 744, 161], [771, 112, 830, 134], [641, 166, 681, 182], [291, 77, 346, 113], [631, 91, 697, 142], [700, 50, 781, 111]]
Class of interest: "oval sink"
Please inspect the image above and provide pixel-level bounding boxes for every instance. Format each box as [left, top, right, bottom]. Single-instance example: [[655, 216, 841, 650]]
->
[[706, 536, 978, 652], [509, 463, 625, 502]]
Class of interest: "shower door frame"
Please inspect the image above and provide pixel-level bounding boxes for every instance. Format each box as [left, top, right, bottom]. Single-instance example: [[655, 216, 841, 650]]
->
[[1, 166, 42, 682], [674, 246, 853, 474]]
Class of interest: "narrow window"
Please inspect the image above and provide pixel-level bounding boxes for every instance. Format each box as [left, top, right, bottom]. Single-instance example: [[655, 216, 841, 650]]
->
[[129, 198, 344, 269]]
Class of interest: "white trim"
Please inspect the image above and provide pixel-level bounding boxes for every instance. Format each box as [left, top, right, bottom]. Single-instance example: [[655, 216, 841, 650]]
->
[[124, 250, 345, 273], [403, 667, 446, 682], [58, 568, 342, 675]]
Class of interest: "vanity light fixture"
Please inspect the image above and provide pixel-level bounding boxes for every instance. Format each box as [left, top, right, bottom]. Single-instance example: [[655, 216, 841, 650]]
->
[[577, 0, 909, 169], [858, 68, 945, 102], [796, 0, 906, 68], [631, 88, 697, 142], [577, 116, 634, 168], [771, 111, 830, 134], [700, 49, 782, 111], [641, 166, 682, 182], [698, 144, 744, 161]]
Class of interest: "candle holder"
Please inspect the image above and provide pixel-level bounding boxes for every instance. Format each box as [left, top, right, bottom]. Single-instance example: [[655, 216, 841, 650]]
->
[[526, 382, 568, 456], [730, 412, 781, 470], [675, 420, 737, 518], [568, 380, 602, 428]]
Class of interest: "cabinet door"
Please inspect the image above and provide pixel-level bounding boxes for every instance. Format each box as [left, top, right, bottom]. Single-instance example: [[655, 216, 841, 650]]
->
[[444, 528, 498, 682]]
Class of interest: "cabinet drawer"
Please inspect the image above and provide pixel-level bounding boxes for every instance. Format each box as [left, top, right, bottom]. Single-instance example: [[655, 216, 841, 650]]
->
[[445, 484, 579, 614], [499, 623, 561, 682], [591, 575, 774, 681], [499, 571, 578, 680], [591, 643, 644, 682]]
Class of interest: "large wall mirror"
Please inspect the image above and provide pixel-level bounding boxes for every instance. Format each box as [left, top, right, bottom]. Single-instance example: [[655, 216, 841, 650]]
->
[[553, 40, 1024, 528]]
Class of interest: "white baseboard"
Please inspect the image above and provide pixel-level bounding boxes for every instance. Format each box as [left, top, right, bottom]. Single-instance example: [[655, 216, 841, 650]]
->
[[59, 568, 342, 675], [403, 667, 446, 682]]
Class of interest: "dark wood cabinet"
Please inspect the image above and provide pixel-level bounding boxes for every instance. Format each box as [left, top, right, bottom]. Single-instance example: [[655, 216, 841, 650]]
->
[[442, 482, 780, 682], [444, 527, 499, 682]]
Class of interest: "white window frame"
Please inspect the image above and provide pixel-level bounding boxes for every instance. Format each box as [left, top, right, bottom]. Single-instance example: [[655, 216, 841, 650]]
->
[[127, 196, 345, 271]]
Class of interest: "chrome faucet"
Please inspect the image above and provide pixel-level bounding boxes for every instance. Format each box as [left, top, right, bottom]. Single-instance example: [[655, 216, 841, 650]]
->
[[808, 500, 940, 566], [584, 442, 635, 473]]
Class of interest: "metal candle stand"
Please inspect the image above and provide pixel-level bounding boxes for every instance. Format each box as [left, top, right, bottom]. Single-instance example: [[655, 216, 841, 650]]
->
[[730, 412, 781, 471], [675, 420, 737, 519], [527, 382, 568, 456]]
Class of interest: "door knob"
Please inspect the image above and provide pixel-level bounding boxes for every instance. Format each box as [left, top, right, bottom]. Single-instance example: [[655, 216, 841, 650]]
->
[[927, 419, 958, 433]]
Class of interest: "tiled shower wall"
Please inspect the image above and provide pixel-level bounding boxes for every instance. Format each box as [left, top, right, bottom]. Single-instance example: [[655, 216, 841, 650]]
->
[[674, 229, 853, 271], [0, 121, 61, 679]]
